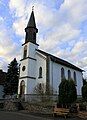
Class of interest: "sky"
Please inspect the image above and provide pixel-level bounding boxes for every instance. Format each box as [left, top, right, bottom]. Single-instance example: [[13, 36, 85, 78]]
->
[[0, 0, 87, 78]]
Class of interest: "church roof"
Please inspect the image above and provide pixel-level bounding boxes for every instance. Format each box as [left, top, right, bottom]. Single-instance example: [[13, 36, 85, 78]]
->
[[27, 11, 36, 28], [37, 49, 83, 72]]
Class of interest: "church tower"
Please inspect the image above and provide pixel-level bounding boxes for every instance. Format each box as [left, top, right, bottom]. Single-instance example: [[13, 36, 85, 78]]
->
[[18, 9, 38, 99]]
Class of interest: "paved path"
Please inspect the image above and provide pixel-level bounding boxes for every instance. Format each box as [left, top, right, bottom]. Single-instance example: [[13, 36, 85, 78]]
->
[[0, 111, 84, 120], [0, 111, 50, 120]]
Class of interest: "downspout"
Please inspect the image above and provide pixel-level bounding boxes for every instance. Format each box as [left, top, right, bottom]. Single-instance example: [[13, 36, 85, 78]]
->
[[52, 61, 53, 95], [46, 56, 50, 94]]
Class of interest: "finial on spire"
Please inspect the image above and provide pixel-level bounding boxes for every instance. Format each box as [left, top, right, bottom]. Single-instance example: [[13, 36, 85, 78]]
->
[[32, 6, 34, 11]]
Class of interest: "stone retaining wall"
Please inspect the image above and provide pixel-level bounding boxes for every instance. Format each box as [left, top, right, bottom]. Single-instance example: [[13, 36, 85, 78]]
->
[[21, 102, 53, 114], [3, 100, 24, 111], [2, 100, 53, 114]]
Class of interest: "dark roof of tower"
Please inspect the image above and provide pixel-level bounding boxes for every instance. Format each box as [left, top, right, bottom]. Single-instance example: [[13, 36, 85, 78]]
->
[[27, 11, 36, 28], [37, 49, 83, 72]]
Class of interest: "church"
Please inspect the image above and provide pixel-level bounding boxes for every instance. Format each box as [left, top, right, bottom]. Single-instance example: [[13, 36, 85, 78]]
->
[[18, 10, 83, 100]]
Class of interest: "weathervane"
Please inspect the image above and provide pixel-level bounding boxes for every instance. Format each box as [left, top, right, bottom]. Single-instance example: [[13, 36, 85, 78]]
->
[[32, 6, 34, 11]]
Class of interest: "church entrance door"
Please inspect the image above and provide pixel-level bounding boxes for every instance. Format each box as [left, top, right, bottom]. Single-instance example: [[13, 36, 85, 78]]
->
[[20, 80, 25, 98]]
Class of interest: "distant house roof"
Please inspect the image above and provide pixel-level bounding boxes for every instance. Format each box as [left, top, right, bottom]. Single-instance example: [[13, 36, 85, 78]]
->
[[37, 49, 83, 72], [0, 70, 6, 85]]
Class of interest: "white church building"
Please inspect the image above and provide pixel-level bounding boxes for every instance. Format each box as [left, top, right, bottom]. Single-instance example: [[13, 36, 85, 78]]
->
[[18, 10, 83, 100]]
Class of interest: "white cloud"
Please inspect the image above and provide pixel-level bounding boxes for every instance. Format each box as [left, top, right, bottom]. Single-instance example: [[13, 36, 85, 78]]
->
[[72, 40, 87, 55], [0, 29, 21, 61], [9, 0, 26, 17], [59, 0, 87, 26], [10, 1, 58, 38], [78, 57, 87, 68], [0, 16, 4, 22], [13, 17, 26, 37], [55, 39, 87, 76], [38, 23, 80, 52], [0, 58, 8, 72], [0, 17, 21, 71], [8, 0, 87, 38]]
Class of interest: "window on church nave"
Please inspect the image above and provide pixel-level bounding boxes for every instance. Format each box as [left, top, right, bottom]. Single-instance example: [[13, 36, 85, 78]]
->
[[61, 67, 65, 80], [68, 70, 71, 80], [38, 67, 42, 78], [23, 45, 27, 58], [73, 71, 77, 85]]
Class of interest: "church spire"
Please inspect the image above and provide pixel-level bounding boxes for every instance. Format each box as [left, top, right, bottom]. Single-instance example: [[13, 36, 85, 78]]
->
[[25, 7, 38, 44], [27, 7, 36, 28]]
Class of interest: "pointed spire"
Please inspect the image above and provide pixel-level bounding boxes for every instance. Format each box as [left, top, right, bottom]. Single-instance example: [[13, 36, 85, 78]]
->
[[24, 7, 38, 45], [27, 6, 36, 28]]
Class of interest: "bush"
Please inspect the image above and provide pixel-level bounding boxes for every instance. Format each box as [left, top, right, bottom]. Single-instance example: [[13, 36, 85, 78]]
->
[[69, 104, 78, 113], [59, 79, 77, 106], [0, 103, 4, 109], [82, 84, 87, 101], [79, 103, 86, 111]]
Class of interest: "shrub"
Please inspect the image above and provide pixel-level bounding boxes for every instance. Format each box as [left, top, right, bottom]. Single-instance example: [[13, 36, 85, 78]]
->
[[82, 84, 87, 101], [59, 79, 77, 106]]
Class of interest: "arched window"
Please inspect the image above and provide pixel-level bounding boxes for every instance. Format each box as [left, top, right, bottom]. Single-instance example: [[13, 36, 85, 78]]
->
[[20, 80, 25, 96], [61, 67, 65, 80], [74, 71, 77, 85], [68, 70, 71, 80], [39, 67, 42, 78], [23, 45, 27, 58]]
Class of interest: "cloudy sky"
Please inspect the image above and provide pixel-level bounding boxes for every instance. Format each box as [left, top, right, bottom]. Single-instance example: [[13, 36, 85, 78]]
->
[[0, 0, 87, 78]]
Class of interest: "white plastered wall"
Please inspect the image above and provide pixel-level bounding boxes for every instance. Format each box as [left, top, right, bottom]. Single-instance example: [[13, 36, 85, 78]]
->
[[49, 61, 83, 95], [36, 52, 46, 85]]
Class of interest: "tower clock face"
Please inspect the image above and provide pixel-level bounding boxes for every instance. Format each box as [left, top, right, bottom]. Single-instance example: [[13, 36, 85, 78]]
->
[[22, 66, 26, 71]]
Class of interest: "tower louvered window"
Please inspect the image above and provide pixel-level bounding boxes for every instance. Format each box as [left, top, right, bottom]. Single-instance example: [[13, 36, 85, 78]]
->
[[23, 45, 27, 58]]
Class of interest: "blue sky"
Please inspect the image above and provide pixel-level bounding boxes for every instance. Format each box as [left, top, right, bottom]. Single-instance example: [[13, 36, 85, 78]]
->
[[0, 0, 87, 78]]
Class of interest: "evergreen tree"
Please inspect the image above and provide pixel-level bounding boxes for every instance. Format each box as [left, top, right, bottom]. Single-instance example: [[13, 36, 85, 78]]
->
[[83, 79, 87, 86], [82, 84, 87, 101], [4, 58, 19, 96], [59, 79, 77, 106]]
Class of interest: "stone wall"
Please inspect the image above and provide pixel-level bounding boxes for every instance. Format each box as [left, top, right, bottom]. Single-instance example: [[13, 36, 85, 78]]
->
[[1, 99, 53, 114], [21, 102, 53, 114], [3, 100, 24, 111]]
